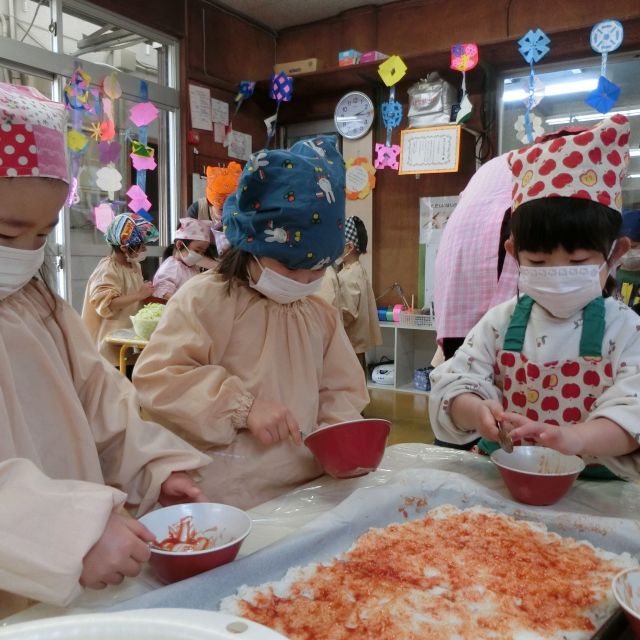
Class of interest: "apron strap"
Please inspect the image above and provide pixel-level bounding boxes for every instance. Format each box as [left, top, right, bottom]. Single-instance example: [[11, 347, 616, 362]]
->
[[503, 295, 606, 356], [503, 295, 535, 352], [579, 296, 605, 357]]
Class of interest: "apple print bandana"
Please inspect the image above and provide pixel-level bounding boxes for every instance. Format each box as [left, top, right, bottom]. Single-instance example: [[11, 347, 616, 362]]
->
[[508, 113, 630, 213]]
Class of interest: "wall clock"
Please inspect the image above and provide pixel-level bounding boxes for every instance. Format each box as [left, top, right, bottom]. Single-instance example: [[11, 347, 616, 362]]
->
[[334, 91, 374, 140]]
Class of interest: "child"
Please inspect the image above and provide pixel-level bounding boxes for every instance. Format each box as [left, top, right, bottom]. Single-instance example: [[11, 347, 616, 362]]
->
[[616, 208, 640, 308], [81, 213, 157, 366], [0, 83, 209, 613], [428, 114, 640, 480], [319, 216, 382, 370], [153, 218, 211, 299], [133, 137, 369, 509]]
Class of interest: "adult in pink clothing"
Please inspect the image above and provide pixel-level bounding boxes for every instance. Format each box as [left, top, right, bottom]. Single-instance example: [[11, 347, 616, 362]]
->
[[433, 154, 518, 449], [434, 154, 518, 358]]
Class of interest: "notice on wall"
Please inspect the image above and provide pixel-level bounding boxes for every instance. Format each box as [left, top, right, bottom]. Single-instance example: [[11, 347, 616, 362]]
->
[[211, 98, 229, 125], [192, 172, 207, 203], [227, 130, 252, 161], [213, 122, 226, 143], [419, 195, 459, 311], [188, 84, 213, 131], [399, 125, 461, 175]]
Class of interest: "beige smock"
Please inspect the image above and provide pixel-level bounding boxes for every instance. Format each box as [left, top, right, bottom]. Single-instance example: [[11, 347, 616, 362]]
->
[[0, 281, 209, 612], [133, 272, 369, 510], [81, 256, 144, 365], [319, 261, 382, 354]]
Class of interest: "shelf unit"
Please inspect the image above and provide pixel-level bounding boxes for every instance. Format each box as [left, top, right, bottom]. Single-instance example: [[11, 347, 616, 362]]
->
[[366, 321, 437, 396]]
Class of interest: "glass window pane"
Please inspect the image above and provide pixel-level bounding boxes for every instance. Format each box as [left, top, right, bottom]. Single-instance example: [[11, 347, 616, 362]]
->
[[499, 56, 640, 209], [0, 0, 54, 51]]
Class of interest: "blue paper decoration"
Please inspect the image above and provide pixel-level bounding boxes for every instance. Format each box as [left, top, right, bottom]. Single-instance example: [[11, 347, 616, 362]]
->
[[382, 100, 403, 130], [269, 72, 294, 103], [585, 76, 621, 114], [590, 19, 624, 54], [236, 80, 256, 102], [518, 29, 551, 64]]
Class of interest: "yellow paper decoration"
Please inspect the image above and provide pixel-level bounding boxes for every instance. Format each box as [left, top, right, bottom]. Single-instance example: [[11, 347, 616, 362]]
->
[[345, 157, 376, 200], [67, 129, 89, 152], [378, 55, 407, 87]]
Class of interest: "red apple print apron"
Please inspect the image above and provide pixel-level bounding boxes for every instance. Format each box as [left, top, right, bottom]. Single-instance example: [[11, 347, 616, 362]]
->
[[477, 295, 615, 475]]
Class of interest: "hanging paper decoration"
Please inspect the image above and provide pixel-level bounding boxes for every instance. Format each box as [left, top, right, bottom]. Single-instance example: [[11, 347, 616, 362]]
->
[[514, 113, 544, 145], [517, 29, 550, 144], [375, 55, 406, 171], [585, 19, 623, 114], [127, 81, 158, 221], [103, 73, 122, 100], [93, 202, 115, 233], [450, 43, 478, 124], [63, 63, 96, 206], [96, 166, 123, 201], [265, 72, 294, 147], [345, 157, 376, 200], [98, 140, 121, 165], [225, 80, 256, 149]]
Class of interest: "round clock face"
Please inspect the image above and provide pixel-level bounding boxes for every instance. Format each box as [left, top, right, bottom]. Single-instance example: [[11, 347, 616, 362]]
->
[[334, 91, 374, 140]]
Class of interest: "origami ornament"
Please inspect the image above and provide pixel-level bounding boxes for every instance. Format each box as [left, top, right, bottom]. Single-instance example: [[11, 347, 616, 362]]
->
[[345, 157, 376, 200], [99, 118, 115, 142], [64, 66, 93, 112], [450, 43, 478, 124], [514, 113, 544, 145], [130, 140, 157, 171], [94, 202, 115, 233], [96, 166, 123, 201], [127, 184, 152, 213], [67, 129, 89, 153], [518, 28, 550, 143], [378, 55, 407, 87], [129, 101, 159, 127], [103, 73, 122, 100], [586, 19, 623, 114], [374, 143, 401, 170], [382, 99, 403, 130], [98, 141, 121, 165], [266, 73, 294, 147], [89, 121, 102, 142]]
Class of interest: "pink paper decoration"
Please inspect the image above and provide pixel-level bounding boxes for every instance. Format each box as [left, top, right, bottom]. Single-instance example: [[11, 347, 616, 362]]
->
[[127, 184, 152, 212], [130, 153, 157, 171], [450, 43, 479, 72], [129, 101, 159, 127], [374, 143, 401, 171], [94, 203, 115, 233]]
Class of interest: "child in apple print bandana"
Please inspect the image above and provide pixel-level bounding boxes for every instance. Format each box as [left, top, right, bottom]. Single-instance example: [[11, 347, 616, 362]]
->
[[428, 114, 640, 480]]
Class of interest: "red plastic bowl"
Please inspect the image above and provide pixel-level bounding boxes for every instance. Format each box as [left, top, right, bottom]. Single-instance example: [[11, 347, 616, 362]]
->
[[304, 419, 391, 479], [490, 446, 585, 506], [613, 568, 640, 639], [138, 503, 252, 584]]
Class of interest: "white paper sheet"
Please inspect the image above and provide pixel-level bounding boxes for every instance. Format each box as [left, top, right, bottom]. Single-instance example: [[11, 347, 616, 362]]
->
[[211, 98, 229, 125], [227, 130, 252, 161], [189, 84, 213, 131]]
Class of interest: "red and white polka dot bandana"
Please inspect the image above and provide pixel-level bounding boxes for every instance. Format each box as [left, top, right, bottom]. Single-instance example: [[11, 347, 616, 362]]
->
[[0, 82, 68, 182], [508, 114, 630, 213]]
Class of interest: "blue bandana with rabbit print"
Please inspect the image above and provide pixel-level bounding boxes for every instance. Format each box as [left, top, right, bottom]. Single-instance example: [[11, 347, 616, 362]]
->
[[222, 136, 346, 270]]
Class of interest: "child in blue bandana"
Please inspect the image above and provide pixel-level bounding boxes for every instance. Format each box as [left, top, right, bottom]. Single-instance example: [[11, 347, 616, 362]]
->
[[133, 137, 369, 509]]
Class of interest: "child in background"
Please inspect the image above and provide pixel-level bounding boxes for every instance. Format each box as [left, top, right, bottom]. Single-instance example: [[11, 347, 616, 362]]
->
[[0, 83, 209, 614], [134, 137, 369, 509], [81, 213, 157, 366], [616, 208, 640, 308], [319, 215, 382, 370], [429, 114, 640, 480], [153, 218, 211, 299]]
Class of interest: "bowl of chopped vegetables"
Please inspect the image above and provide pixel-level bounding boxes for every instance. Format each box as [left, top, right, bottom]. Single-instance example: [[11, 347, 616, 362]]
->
[[130, 302, 165, 341], [138, 503, 252, 584]]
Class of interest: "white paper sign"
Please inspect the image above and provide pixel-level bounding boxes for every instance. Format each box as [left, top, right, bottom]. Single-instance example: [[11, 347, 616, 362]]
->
[[419, 195, 459, 311], [192, 172, 207, 203], [189, 84, 213, 131], [399, 125, 461, 174], [211, 98, 229, 125], [346, 165, 369, 193], [213, 122, 226, 143], [227, 130, 252, 161]]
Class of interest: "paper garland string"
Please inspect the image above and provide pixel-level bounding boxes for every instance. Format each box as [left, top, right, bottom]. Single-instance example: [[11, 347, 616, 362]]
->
[[376, 56, 406, 171], [586, 19, 623, 114], [265, 72, 294, 147], [518, 29, 550, 143], [450, 43, 478, 124]]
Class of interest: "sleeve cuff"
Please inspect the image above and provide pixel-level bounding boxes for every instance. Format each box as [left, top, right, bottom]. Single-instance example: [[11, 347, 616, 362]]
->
[[231, 392, 255, 430]]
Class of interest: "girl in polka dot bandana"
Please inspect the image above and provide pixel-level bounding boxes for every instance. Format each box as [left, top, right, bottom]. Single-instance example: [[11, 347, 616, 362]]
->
[[429, 114, 640, 481], [0, 83, 210, 612]]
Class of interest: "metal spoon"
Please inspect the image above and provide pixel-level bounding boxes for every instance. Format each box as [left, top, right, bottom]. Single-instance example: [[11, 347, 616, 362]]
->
[[496, 420, 514, 453]]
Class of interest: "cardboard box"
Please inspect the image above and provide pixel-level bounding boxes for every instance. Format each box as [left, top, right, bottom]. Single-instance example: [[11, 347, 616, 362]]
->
[[360, 50, 388, 64], [338, 49, 361, 66], [273, 58, 319, 76]]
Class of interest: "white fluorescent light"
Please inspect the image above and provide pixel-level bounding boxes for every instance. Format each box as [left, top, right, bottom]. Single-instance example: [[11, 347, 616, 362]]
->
[[629, 150, 640, 157], [546, 108, 640, 126], [628, 174, 640, 178], [503, 78, 598, 103]]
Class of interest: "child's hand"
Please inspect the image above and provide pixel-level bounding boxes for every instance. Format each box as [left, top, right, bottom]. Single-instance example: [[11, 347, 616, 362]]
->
[[246, 398, 302, 446], [159, 471, 208, 506], [505, 412, 584, 455], [475, 399, 506, 441], [80, 513, 154, 589], [137, 281, 155, 300]]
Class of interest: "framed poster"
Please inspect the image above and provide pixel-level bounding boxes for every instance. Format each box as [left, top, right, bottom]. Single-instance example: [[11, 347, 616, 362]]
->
[[398, 125, 460, 175]]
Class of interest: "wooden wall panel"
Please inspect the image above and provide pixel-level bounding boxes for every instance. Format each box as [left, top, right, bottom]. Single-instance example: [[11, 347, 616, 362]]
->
[[85, 0, 185, 38]]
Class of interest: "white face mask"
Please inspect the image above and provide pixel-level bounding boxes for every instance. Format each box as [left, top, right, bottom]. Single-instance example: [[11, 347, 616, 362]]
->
[[250, 257, 323, 304], [620, 248, 640, 271], [178, 245, 203, 267], [0, 243, 46, 300], [518, 262, 607, 318], [126, 248, 147, 264], [334, 247, 353, 267]]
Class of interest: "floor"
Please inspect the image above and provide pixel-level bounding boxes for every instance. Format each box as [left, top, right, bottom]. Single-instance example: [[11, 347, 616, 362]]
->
[[363, 389, 434, 445]]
